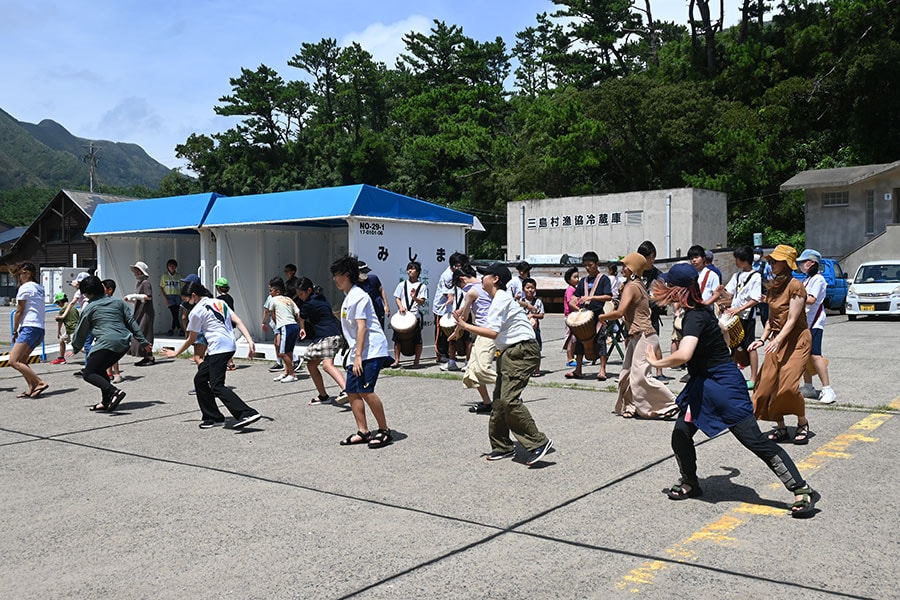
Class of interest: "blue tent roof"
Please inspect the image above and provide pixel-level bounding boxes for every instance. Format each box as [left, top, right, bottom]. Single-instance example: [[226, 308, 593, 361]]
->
[[202, 184, 476, 228], [86, 193, 223, 236]]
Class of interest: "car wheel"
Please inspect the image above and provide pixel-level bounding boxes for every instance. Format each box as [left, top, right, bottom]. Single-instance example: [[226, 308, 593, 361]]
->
[[848, 314, 857, 321]]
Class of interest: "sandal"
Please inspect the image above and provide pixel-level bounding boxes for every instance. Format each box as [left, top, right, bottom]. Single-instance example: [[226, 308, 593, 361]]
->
[[308, 394, 331, 406], [107, 389, 126, 412], [767, 426, 789, 442], [339, 430, 371, 446], [564, 372, 583, 379], [790, 486, 821, 518], [368, 428, 393, 449], [597, 374, 608, 381], [663, 481, 703, 500], [89, 402, 108, 411], [29, 383, 49, 398], [16, 391, 32, 398], [793, 422, 810, 445]]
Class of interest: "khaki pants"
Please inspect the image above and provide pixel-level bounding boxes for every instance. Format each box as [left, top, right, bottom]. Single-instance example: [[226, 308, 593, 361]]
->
[[489, 340, 548, 453]]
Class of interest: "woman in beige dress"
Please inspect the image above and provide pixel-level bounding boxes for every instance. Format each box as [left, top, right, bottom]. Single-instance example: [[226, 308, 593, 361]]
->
[[749, 245, 812, 444], [599, 252, 678, 419]]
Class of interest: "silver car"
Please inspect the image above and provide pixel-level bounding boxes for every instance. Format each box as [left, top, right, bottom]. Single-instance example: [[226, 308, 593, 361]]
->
[[846, 260, 900, 320]]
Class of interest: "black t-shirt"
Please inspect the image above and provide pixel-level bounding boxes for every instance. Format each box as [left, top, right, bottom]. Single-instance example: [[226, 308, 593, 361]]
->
[[217, 293, 235, 311], [681, 306, 732, 374], [574, 273, 612, 315], [299, 293, 340, 339]]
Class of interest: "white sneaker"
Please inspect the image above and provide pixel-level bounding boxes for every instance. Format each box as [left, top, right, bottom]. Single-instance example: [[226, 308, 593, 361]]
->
[[441, 360, 460, 372], [280, 375, 298, 383], [818, 386, 837, 404], [800, 383, 818, 399], [273, 373, 286, 381]]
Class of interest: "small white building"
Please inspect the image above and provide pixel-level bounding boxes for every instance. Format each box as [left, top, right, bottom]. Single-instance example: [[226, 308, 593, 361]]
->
[[86, 185, 481, 358], [506, 188, 727, 261]]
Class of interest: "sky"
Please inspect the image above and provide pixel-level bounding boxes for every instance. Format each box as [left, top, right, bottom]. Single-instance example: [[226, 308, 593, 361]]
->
[[1, 1, 742, 171]]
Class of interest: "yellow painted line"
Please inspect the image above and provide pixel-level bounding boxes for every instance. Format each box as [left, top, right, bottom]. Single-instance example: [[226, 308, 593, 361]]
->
[[618, 397, 900, 593]]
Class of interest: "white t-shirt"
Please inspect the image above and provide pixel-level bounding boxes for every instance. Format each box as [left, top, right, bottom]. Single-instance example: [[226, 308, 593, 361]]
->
[[697, 267, 720, 302], [393, 280, 428, 316], [187, 297, 237, 355], [485, 289, 536, 350], [724, 269, 762, 315], [341, 285, 389, 361], [432, 267, 454, 315], [803, 273, 827, 330], [16, 281, 45, 328], [507, 276, 523, 301]]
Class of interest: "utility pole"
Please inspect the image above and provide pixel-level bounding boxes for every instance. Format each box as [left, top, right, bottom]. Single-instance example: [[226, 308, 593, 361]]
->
[[83, 142, 100, 193]]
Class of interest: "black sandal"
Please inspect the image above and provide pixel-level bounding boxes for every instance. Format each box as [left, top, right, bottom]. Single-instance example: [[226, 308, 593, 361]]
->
[[790, 486, 821, 518], [663, 480, 703, 500], [368, 428, 393, 449], [793, 423, 810, 445], [340, 430, 371, 446], [767, 426, 789, 442]]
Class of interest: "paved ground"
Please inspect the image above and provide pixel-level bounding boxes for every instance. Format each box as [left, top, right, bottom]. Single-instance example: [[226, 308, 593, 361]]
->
[[1, 311, 898, 599]]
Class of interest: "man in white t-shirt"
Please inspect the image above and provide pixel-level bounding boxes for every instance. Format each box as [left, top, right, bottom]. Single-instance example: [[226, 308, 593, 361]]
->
[[331, 255, 393, 449], [688, 245, 721, 305], [453, 263, 553, 467]]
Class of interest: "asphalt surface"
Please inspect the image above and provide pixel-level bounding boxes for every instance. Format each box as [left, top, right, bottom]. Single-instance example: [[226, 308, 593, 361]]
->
[[2, 311, 898, 599]]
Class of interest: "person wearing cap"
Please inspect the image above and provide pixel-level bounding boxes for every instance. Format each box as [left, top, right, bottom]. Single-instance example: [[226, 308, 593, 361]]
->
[[330, 255, 393, 448], [125, 261, 155, 366], [718, 245, 763, 382], [356, 261, 390, 329], [752, 247, 774, 326], [748, 244, 812, 445], [9, 262, 50, 398], [72, 276, 151, 412], [645, 262, 820, 517], [160, 259, 182, 336], [453, 262, 553, 466], [796, 249, 837, 405], [598, 253, 677, 419], [52, 292, 79, 365]]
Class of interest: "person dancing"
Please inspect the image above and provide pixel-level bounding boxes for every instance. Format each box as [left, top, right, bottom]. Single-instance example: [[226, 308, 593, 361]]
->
[[748, 245, 812, 445], [598, 253, 677, 419], [646, 263, 819, 517], [294, 277, 349, 406]]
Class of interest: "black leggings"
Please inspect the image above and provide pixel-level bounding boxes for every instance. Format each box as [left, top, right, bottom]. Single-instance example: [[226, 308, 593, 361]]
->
[[83, 348, 126, 404], [671, 412, 806, 492]]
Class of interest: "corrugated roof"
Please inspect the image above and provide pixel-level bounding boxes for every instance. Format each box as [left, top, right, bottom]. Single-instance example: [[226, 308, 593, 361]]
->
[[780, 160, 900, 191], [63, 189, 139, 216]]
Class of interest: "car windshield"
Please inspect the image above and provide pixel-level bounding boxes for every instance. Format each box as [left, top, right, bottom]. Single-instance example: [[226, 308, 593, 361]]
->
[[854, 265, 900, 284]]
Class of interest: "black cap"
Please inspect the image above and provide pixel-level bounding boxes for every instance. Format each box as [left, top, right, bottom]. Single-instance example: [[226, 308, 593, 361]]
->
[[478, 262, 512, 288]]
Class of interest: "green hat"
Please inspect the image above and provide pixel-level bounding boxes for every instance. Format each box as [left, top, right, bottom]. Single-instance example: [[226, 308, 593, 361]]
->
[[54, 292, 66, 302], [215, 277, 229, 287]]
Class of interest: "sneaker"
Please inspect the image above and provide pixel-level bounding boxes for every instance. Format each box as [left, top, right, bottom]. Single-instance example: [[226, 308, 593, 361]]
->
[[818, 386, 837, 404], [51, 357, 66, 365], [188, 389, 197, 395], [486, 449, 515, 461], [232, 412, 262, 429], [334, 389, 350, 405], [800, 384, 819, 399], [469, 403, 492, 414], [268, 363, 285, 372], [73, 370, 84, 377], [273, 373, 287, 381], [566, 360, 577, 367], [199, 420, 224, 429], [112, 375, 124, 384], [525, 439, 554, 466], [441, 360, 461, 372], [655, 374, 673, 382], [280, 374, 298, 383]]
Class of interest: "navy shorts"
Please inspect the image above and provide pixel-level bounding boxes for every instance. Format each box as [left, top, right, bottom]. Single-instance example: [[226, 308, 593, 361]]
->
[[278, 324, 300, 355], [16, 326, 44, 350], [345, 357, 389, 394], [810, 328, 823, 356]]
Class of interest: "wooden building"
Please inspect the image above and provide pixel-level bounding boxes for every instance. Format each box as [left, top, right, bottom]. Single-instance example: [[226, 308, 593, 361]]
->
[[0, 189, 137, 273]]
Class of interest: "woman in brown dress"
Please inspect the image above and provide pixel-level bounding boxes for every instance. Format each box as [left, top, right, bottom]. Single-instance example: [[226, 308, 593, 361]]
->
[[749, 245, 811, 444], [599, 253, 678, 419]]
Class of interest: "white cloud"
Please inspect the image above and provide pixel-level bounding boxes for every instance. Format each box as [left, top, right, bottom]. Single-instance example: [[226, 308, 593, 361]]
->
[[341, 15, 432, 66], [96, 97, 163, 142]]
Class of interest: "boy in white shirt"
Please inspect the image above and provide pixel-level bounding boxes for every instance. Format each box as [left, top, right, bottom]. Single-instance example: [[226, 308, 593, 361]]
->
[[719, 245, 762, 380], [331, 255, 393, 449], [391, 260, 428, 367], [688, 245, 721, 305]]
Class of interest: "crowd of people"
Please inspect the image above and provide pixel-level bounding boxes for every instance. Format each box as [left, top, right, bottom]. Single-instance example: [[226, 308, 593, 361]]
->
[[7, 239, 835, 515]]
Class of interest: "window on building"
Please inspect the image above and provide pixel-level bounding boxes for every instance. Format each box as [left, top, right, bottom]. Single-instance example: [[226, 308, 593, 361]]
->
[[865, 190, 875, 234], [625, 210, 643, 226], [822, 191, 849, 207]]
